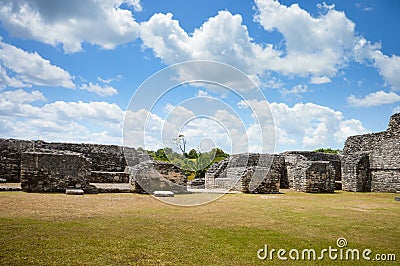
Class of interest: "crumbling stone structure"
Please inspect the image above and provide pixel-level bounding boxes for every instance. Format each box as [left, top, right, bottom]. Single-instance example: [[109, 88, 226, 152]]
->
[[342, 113, 400, 192], [1, 113, 399, 194], [205, 152, 339, 193], [0, 139, 33, 183], [0, 138, 189, 194], [282, 151, 340, 193], [341, 153, 370, 192], [0, 139, 129, 183], [128, 160, 188, 194], [20, 150, 96, 193], [205, 114, 399, 194], [205, 154, 285, 193]]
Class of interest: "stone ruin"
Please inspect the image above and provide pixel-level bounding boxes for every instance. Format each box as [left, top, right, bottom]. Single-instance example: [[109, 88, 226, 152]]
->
[[128, 160, 188, 194], [0, 113, 399, 194], [341, 113, 400, 193], [205, 114, 398, 193], [20, 150, 96, 193], [282, 151, 341, 193], [206, 151, 340, 193], [0, 139, 187, 194], [205, 154, 284, 193]]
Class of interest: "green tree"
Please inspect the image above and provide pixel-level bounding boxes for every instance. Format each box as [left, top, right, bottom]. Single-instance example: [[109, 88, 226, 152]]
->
[[188, 149, 198, 159], [155, 148, 166, 159], [149, 136, 230, 180]]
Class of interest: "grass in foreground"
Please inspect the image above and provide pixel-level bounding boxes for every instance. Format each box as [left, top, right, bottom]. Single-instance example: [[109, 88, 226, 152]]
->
[[0, 191, 399, 265]]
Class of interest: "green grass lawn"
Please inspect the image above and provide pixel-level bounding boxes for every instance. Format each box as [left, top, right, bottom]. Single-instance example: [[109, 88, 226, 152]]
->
[[0, 191, 398, 265]]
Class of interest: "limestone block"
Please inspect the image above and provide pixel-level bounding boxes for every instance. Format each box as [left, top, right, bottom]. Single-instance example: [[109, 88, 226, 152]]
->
[[66, 189, 84, 195], [154, 191, 174, 197]]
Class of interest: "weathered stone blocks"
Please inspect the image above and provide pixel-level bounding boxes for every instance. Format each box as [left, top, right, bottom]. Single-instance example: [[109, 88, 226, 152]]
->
[[303, 162, 335, 193], [205, 154, 284, 193], [128, 160, 188, 194], [206, 152, 340, 193], [0, 139, 34, 182], [0, 139, 130, 184], [283, 151, 341, 191], [90, 171, 129, 183], [20, 150, 96, 193], [241, 166, 281, 194], [341, 153, 370, 192], [342, 113, 400, 193]]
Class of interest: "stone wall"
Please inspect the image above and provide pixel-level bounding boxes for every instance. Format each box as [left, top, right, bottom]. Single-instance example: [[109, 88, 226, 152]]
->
[[241, 166, 281, 194], [0, 138, 189, 194], [90, 171, 130, 183], [283, 151, 340, 193], [205, 159, 229, 188], [342, 113, 400, 192], [0, 139, 34, 182], [0, 138, 130, 183], [206, 152, 341, 193], [128, 160, 188, 194], [341, 153, 370, 192], [20, 150, 96, 193], [33, 141, 127, 172], [205, 154, 285, 193], [303, 162, 335, 193]]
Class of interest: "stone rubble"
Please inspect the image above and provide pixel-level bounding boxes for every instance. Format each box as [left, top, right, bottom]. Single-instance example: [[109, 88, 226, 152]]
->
[[128, 160, 188, 194]]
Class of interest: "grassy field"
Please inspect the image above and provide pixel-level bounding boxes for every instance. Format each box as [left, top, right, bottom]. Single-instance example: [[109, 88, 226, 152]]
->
[[0, 191, 399, 265]]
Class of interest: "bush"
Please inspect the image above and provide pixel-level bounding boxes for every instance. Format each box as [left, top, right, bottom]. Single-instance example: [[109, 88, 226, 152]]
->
[[313, 148, 341, 154]]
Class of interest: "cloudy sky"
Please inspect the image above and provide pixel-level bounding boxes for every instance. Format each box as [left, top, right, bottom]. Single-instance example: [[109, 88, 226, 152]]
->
[[0, 0, 399, 153]]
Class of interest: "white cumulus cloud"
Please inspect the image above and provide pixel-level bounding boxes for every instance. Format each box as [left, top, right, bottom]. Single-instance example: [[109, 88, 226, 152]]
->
[[0, 0, 141, 53], [0, 89, 124, 144], [241, 100, 368, 151], [280, 84, 309, 98], [140, 1, 361, 81], [139, 0, 400, 93], [254, 0, 356, 78], [0, 40, 74, 88], [1, 89, 369, 152], [0, 89, 46, 103], [311, 76, 332, 84], [140, 11, 280, 79], [354, 38, 400, 90], [347, 91, 400, 107], [80, 82, 118, 97]]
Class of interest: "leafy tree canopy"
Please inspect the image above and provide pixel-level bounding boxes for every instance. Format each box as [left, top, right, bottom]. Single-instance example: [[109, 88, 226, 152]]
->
[[144, 146, 229, 180]]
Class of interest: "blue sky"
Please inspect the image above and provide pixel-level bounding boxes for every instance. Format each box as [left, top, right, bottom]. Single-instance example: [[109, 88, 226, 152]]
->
[[0, 0, 399, 153]]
